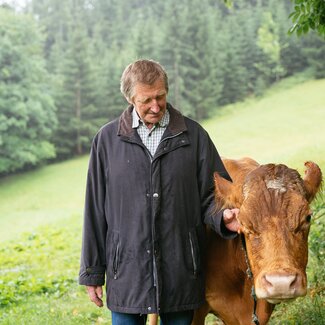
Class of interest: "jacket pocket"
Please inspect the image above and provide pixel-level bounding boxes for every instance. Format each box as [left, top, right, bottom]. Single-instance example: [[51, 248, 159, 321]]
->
[[189, 229, 201, 277], [113, 242, 120, 279], [110, 231, 120, 280]]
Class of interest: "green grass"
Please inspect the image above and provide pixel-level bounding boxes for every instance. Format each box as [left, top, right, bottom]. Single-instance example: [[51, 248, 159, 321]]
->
[[0, 75, 324, 324], [0, 156, 88, 242], [1, 293, 112, 325], [0, 217, 112, 324], [204, 78, 325, 171]]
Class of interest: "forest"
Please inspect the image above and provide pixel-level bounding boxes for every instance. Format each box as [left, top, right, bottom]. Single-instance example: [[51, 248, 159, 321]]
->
[[0, 0, 324, 175]]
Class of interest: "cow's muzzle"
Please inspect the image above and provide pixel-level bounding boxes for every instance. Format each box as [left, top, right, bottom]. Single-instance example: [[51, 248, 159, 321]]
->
[[255, 271, 307, 304]]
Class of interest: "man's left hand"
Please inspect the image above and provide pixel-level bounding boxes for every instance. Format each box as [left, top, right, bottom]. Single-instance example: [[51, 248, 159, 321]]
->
[[223, 208, 240, 233]]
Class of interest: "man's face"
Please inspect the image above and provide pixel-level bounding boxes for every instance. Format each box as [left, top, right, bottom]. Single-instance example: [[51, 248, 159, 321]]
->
[[131, 79, 167, 128]]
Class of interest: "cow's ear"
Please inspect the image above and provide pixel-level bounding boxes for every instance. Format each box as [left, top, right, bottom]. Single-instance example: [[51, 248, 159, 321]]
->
[[303, 161, 322, 202], [214, 172, 234, 201]]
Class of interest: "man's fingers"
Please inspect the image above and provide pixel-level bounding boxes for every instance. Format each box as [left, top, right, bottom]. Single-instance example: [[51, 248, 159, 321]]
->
[[223, 209, 234, 223], [223, 208, 241, 232], [89, 292, 103, 307], [95, 286, 103, 299], [87, 286, 104, 307]]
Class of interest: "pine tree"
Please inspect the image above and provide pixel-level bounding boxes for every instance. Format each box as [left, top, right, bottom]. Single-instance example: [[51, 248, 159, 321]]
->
[[256, 11, 285, 83], [0, 7, 57, 174], [301, 33, 325, 78], [52, 6, 98, 157], [217, 11, 249, 105], [160, 0, 223, 120]]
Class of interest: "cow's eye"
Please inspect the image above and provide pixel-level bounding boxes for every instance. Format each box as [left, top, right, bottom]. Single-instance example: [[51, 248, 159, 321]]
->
[[306, 214, 312, 223]]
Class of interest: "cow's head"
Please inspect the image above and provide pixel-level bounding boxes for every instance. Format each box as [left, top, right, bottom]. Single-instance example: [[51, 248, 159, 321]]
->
[[214, 161, 322, 304]]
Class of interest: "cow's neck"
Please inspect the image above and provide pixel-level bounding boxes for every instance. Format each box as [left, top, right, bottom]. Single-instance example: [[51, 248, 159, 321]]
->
[[206, 230, 252, 291]]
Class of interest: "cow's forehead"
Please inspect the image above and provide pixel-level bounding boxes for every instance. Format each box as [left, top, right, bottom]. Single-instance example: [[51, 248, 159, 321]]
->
[[240, 164, 309, 228], [265, 178, 287, 193], [244, 163, 306, 198]]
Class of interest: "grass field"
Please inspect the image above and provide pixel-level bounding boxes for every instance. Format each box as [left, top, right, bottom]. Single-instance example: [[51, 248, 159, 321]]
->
[[0, 76, 324, 324], [204, 78, 325, 169], [0, 156, 88, 242]]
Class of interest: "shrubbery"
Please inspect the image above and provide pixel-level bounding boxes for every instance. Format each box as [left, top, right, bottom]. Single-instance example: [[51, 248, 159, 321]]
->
[[0, 225, 79, 307]]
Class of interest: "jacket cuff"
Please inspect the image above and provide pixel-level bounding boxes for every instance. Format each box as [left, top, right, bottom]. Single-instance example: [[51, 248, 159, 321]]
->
[[79, 265, 106, 286], [208, 209, 238, 239]]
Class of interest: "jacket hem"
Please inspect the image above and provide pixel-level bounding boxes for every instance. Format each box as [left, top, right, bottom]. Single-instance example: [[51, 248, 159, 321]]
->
[[107, 300, 205, 314]]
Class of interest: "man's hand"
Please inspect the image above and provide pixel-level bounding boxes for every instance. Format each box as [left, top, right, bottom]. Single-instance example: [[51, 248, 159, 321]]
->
[[86, 285, 104, 307], [223, 208, 240, 233]]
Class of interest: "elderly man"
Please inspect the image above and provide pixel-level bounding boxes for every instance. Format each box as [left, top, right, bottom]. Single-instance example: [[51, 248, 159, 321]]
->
[[79, 59, 239, 325]]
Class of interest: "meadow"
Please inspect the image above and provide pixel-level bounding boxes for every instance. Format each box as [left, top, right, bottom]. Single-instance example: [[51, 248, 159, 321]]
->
[[0, 75, 324, 324]]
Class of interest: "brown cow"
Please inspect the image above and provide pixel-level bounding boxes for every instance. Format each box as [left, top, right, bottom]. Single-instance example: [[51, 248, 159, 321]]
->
[[148, 158, 322, 325], [192, 158, 322, 325]]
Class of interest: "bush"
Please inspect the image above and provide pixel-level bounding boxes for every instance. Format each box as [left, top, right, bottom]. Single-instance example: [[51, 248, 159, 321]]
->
[[0, 224, 80, 307]]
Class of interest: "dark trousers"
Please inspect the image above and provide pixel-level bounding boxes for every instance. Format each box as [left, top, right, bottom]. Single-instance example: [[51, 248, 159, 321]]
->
[[111, 310, 194, 325]]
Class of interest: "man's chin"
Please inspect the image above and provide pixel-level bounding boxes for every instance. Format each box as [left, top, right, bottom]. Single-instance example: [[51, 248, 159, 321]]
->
[[147, 116, 162, 125]]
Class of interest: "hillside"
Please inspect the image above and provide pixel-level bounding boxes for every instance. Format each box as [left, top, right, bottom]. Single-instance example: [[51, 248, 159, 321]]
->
[[0, 77, 324, 242], [0, 156, 88, 242], [204, 78, 325, 170]]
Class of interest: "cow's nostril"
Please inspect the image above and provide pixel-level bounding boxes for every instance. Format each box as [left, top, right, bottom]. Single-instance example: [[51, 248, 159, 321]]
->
[[262, 274, 273, 288], [289, 274, 298, 289]]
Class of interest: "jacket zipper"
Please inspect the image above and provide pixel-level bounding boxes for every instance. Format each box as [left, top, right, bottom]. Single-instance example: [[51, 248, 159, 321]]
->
[[124, 132, 186, 311], [124, 138, 158, 306], [150, 131, 185, 311], [189, 232, 198, 277], [149, 160, 160, 311]]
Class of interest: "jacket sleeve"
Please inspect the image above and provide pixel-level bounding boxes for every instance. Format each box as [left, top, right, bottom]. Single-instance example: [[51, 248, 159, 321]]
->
[[198, 129, 237, 239], [79, 135, 108, 286]]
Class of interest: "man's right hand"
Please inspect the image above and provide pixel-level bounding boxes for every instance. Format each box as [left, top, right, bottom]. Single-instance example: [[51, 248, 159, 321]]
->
[[86, 285, 104, 307]]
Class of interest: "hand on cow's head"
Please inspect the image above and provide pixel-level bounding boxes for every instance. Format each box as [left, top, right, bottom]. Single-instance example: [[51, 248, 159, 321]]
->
[[223, 208, 241, 233]]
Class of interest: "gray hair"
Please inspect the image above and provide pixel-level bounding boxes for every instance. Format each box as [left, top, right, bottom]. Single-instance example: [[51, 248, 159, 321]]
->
[[120, 59, 169, 101]]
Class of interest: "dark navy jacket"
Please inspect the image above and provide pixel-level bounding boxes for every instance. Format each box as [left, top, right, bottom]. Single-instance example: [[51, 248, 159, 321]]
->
[[79, 104, 233, 313]]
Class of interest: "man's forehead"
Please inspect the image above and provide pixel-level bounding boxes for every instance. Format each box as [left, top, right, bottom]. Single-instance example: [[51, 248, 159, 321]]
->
[[135, 81, 166, 96], [138, 89, 166, 98]]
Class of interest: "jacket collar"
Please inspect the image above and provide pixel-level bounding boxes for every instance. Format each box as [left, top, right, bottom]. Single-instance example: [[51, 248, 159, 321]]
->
[[117, 103, 187, 138]]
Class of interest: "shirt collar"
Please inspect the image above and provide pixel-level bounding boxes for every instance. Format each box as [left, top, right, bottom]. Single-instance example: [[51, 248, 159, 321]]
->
[[132, 107, 170, 129], [132, 108, 141, 128]]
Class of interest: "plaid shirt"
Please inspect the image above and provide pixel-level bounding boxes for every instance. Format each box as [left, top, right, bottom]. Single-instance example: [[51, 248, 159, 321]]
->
[[132, 108, 170, 158]]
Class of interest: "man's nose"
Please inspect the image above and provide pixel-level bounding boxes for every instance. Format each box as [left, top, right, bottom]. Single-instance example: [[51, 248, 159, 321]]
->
[[150, 100, 160, 113]]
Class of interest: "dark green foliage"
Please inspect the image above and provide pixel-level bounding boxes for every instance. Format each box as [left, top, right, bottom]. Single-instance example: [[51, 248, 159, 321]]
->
[[301, 34, 325, 78], [0, 8, 57, 174], [52, 13, 98, 157], [288, 0, 325, 37], [1, 0, 325, 168], [308, 193, 325, 285]]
